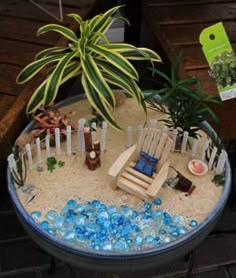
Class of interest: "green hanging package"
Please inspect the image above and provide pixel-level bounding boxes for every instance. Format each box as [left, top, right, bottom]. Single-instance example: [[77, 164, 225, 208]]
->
[[200, 22, 236, 101]]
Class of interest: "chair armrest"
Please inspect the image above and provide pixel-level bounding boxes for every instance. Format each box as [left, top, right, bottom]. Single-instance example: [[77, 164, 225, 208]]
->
[[146, 160, 169, 197], [108, 144, 138, 179]]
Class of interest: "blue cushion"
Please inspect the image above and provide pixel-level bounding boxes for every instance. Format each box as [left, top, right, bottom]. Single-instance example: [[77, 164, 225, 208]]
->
[[134, 151, 158, 177]]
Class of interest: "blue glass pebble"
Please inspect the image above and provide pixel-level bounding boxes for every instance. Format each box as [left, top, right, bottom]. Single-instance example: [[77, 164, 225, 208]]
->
[[47, 228, 56, 235], [190, 220, 198, 228], [159, 229, 166, 234], [91, 200, 101, 208], [46, 210, 58, 222], [64, 230, 76, 241], [75, 215, 86, 226], [74, 204, 85, 213], [145, 235, 154, 244], [114, 239, 129, 251], [144, 202, 152, 210], [135, 236, 143, 245], [171, 231, 179, 237], [67, 199, 77, 208], [40, 221, 49, 230], [153, 210, 162, 219], [31, 211, 42, 221], [178, 226, 188, 235], [54, 217, 64, 229], [107, 205, 117, 215], [153, 198, 162, 206]]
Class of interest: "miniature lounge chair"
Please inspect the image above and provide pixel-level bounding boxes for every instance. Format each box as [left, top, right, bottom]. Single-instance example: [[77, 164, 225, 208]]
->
[[108, 128, 173, 200]]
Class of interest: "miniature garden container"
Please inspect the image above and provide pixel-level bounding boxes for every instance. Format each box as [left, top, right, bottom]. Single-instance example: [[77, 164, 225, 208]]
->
[[7, 95, 231, 272]]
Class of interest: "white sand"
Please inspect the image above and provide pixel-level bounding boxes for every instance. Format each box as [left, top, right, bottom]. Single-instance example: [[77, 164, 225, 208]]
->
[[17, 98, 223, 223]]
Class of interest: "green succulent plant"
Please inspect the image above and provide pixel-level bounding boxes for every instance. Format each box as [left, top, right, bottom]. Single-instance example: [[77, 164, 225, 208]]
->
[[143, 52, 221, 138], [16, 6, 161, 131]]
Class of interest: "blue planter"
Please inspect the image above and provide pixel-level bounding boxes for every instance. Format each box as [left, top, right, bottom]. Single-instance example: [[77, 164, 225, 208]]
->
[[7, 96, 232, 272]]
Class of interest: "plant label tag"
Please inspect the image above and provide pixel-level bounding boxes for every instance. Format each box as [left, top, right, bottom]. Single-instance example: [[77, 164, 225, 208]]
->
[[199, 22, 236, 101]]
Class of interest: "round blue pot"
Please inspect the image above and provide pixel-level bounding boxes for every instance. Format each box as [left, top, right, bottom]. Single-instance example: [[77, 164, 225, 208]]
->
[[7, 96, 232, 272]]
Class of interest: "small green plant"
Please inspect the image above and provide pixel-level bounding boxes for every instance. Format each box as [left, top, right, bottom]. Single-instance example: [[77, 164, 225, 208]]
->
[[212, 174, 225, 186], [16, 6, 161, 131], [47, 156, 65, 172], [143, 52, 221, 139], [11, 146, 27, 187]]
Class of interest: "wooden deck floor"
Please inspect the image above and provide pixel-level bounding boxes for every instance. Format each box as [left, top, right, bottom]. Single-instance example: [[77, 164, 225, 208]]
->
[[142, 0, 236, 141]]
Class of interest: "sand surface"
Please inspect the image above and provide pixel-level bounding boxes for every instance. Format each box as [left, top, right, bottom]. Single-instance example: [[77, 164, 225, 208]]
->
[[17, 97, 223, 223]]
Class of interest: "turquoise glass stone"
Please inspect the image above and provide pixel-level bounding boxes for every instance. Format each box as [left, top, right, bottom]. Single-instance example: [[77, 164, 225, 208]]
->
[[190, 220, 198, 228], [67, 199, 77, 208], [40, 221, 49, 230], [153, 198, 162, 205], [31, 211, 42, 221], [54, 217, 64, 229], [46, 210, 58, 222]]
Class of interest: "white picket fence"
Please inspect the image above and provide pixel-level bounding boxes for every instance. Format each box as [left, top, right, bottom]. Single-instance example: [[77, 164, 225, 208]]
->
[[8, 118, 227, 178]]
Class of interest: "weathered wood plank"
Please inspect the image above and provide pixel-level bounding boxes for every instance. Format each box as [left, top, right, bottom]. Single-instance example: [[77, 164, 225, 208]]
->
[[214, 207, 236, 232], [0, 0, 93, 24], [162, 22, 236, 45], [228, 264, 236, 277], [0, 64, 22, 96], [0, 17, 59, 45], [147, 3, 236, 25], [146, 0, 234, 7], [0, 39, 45, 66], [178, 267, 230, 278], [193, 234, 236, 270], [0, 94, 16, 119]]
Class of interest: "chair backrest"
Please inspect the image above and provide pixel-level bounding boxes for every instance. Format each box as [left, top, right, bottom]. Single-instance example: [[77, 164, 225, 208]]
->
[[137, 128, 173, 171]]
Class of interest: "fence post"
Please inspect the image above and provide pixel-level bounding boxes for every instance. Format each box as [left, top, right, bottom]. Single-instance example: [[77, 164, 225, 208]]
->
[[191, 138, 199, 157], [215, 150, 227, 174], [91, 122, 97, 145], [181, 131, 189, 153], [78, 118, 86, 155], [171, 129, 178, 151], [66, 125, 72, 156], [201, 139, 209, 161], [208, 146, 218, 170], [45, 134, 51, 158], [101, 121, 108, 152], [55, 128, 61, 155], [25, 144, 33, 170], [36, 137, 42, 168]]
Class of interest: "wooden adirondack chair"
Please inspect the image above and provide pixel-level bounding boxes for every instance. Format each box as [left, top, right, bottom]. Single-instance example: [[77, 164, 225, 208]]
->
[[108, 128, 173, 200]]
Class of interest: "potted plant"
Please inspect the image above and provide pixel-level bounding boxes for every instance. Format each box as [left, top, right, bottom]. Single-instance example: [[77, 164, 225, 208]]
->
[[143, 52, 221, 141], [16, 5, 161, 131]]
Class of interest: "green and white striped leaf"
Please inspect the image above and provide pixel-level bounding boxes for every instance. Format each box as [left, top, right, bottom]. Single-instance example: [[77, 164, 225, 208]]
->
[[35, 46, 69, 60], [90, 5, 121, 34], [37, 24, 78, 42], [81, 74, 122, 131], [44, 52, 77, 106], [67, 13, 83, 25], [90, 45, 139, 80], [95, 57, 141, 102], [81, 53, 115, 108], [16, 54, 64, 84], [26, 79, 48, 114]]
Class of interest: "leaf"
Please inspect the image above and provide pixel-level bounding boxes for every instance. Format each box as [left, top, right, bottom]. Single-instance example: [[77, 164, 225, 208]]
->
[[96, 57, 141, 102], [67, 13, 83, 25], [81, 74, 123, 131], [16, 54, 64, 84], [90, 45, 138, 80], [35, 46, 69, 60], [26, 79, 48, 114], [147, 67, 172, 84], [37, 24, 78, 42], [44, 52, 77, 107], [81, 54, 115, 108]]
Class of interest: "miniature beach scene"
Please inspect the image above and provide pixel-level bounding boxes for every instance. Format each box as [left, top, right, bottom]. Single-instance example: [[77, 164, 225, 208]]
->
[[8, 96, 226, 253]]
